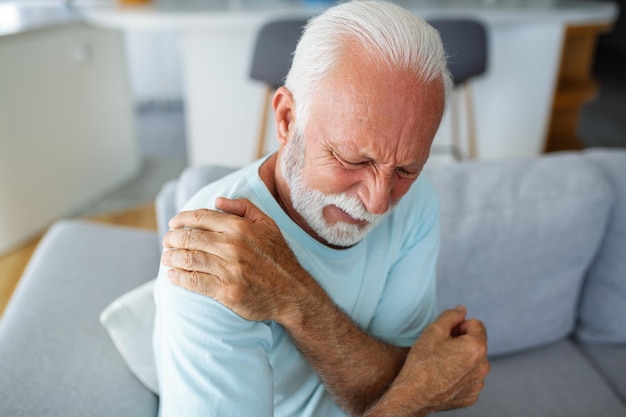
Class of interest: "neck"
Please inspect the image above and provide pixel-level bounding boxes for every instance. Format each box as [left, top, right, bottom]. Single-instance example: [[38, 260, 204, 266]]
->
[[259, 152, 341, 248], [259, 153, 299, 223], [258, 153, 279, 198]]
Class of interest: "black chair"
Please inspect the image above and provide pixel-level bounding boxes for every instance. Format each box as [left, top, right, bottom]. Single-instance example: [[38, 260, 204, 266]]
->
[[428, 19, 488, 160], [249, 19, 308, 160]]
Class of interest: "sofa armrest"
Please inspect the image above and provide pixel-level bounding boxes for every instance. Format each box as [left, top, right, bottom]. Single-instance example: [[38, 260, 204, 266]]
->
[[0, 220, 160, 417]]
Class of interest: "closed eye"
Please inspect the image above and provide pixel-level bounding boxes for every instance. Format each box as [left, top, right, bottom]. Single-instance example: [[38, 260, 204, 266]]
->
[[333, 151, 369, 168], [396, 167, 420, 179]]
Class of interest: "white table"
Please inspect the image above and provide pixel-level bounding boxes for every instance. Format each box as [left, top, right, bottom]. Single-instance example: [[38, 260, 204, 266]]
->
[[80, 0, 618, 167], [0, 3, 140, 255]]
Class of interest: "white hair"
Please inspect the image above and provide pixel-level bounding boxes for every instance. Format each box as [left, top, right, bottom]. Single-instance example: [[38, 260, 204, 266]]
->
[[285, 0, 453, 129]]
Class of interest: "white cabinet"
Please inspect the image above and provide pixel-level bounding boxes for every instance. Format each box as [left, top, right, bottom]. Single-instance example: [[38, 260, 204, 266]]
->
[[0, 21, 140, 254]]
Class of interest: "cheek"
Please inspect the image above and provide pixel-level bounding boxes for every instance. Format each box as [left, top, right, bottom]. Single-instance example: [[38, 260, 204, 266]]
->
[[302, 164, 361, 195], [390, 179, 414, 205]]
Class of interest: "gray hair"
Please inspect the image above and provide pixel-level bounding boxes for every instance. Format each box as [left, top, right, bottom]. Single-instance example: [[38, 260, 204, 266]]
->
[[284, 0, 453, 129]]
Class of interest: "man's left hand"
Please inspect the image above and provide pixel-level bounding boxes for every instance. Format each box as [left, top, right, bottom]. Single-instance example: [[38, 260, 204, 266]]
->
[[161, 197, 307, 322]]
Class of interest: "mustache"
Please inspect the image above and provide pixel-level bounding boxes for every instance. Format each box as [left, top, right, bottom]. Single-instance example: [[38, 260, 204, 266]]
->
[[319, 192, 391, 223]]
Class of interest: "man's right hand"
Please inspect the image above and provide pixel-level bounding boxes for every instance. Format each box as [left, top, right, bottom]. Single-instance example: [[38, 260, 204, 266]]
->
[[364, 306, 490, 417]]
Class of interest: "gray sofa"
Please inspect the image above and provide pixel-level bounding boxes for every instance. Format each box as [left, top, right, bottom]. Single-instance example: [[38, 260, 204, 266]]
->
[[1, 149, 625, 416]]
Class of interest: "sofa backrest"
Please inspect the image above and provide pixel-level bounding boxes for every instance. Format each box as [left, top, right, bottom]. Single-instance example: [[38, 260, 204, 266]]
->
[[155, 166, 236, 244], [156, 150, 625, 357], [576, 149, 626, 345], [427, 151, 615, 356]]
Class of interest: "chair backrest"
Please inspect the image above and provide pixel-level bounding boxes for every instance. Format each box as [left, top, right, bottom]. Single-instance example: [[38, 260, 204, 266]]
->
[[427, 19, 488, 85], [250, 18, 487, 88], [249, 19, 309, 88]]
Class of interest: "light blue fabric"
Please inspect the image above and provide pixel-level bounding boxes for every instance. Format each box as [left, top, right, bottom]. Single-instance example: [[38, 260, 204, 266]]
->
[[577, 149, 626, 344], [153, 157, 440, 417], [428, 152, 614, 357]]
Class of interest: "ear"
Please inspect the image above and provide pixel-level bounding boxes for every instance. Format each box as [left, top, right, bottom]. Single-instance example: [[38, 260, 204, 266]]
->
[[272, 86, 295, 147]]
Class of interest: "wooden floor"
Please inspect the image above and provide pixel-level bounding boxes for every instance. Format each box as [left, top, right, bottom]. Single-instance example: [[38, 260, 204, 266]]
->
[[0, 203, 157, 317]]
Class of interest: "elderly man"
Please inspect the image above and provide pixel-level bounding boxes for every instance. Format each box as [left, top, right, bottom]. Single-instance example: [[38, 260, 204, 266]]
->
[[154, 1, 489, 416]]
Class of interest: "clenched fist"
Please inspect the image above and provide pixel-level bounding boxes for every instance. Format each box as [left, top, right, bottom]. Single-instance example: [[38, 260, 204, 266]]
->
[[364, 306, 490, 417]]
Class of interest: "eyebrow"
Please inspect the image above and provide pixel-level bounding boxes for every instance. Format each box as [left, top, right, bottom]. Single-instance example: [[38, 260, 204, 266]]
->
[[332, 143, 423, 173]]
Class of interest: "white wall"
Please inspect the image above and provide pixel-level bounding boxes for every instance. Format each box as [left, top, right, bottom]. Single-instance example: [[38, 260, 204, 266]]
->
[[123, 28, 183, 102]]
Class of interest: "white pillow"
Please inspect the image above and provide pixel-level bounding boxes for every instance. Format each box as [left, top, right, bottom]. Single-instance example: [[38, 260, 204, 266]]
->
[[100, 279, 158, 394]]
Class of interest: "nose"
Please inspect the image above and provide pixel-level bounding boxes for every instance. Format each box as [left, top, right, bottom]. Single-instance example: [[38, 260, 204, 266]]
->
[[358, 171, 393, 215]]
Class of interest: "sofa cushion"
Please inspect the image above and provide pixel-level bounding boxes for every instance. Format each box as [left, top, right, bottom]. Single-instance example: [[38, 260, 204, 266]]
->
[[155, 179, 178, 245], [432, 340, 626, 417], [579, 344, 626, 403], [576, 149, 626, 344], [100, 279, 158, 394], [427, 152, 614, 357], [174, 165, 236, 212], [0, 220, 160, 417]]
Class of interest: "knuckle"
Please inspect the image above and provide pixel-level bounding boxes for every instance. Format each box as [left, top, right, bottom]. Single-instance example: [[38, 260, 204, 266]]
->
[[191, 209, 207, 223], [429, 319, 447, 336], [188, 270, 204, 291], [181, 228, 195, 248], [183, 250, 198, 269]]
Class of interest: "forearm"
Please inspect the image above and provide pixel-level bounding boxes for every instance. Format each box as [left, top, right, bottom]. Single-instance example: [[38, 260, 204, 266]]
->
[[362, 380, 429, 417], [280, 272, 409, 417]]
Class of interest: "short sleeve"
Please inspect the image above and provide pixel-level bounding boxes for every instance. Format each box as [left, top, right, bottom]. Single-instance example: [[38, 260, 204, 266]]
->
[[153, 265, 275, 416]]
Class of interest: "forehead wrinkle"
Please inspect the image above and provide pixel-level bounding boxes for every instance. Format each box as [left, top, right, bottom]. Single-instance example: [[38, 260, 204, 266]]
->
[[310, 47, 441, 171]]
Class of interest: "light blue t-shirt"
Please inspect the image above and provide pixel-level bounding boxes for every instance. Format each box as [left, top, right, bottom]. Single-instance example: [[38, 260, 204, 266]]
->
[[153, 158, 440, 417]]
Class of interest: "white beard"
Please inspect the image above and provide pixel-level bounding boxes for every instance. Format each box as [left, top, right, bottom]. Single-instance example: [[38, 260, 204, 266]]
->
[[280, 128, 393, 247]]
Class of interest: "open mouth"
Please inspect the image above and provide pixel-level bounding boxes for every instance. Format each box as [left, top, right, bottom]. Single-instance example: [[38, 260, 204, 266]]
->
[[327, 205, 368, 226]]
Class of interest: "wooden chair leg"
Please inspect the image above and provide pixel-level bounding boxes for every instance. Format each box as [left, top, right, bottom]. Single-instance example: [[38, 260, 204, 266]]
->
[[254, 85, 275, 160], [450, 88, 463, 161], [464, 83, 479, 160]]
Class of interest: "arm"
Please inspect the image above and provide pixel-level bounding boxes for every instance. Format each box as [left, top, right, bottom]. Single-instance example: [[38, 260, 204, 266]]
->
[[162, 197, 411, 416], [279, 270, 411, 416], [274, 198, 441, 415], [163, 198, 489, 416]]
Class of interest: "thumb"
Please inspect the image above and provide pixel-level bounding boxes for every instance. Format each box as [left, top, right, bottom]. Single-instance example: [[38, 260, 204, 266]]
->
[[215, 197, 267, 222]]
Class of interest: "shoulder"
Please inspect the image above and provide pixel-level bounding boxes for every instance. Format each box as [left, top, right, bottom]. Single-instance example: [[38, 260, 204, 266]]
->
[[181, 163, 259, 211]]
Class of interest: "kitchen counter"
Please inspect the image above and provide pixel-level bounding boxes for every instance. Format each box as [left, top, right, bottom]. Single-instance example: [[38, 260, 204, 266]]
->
[[80, 0, 617, 27], [0, 2, 80, 37]]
